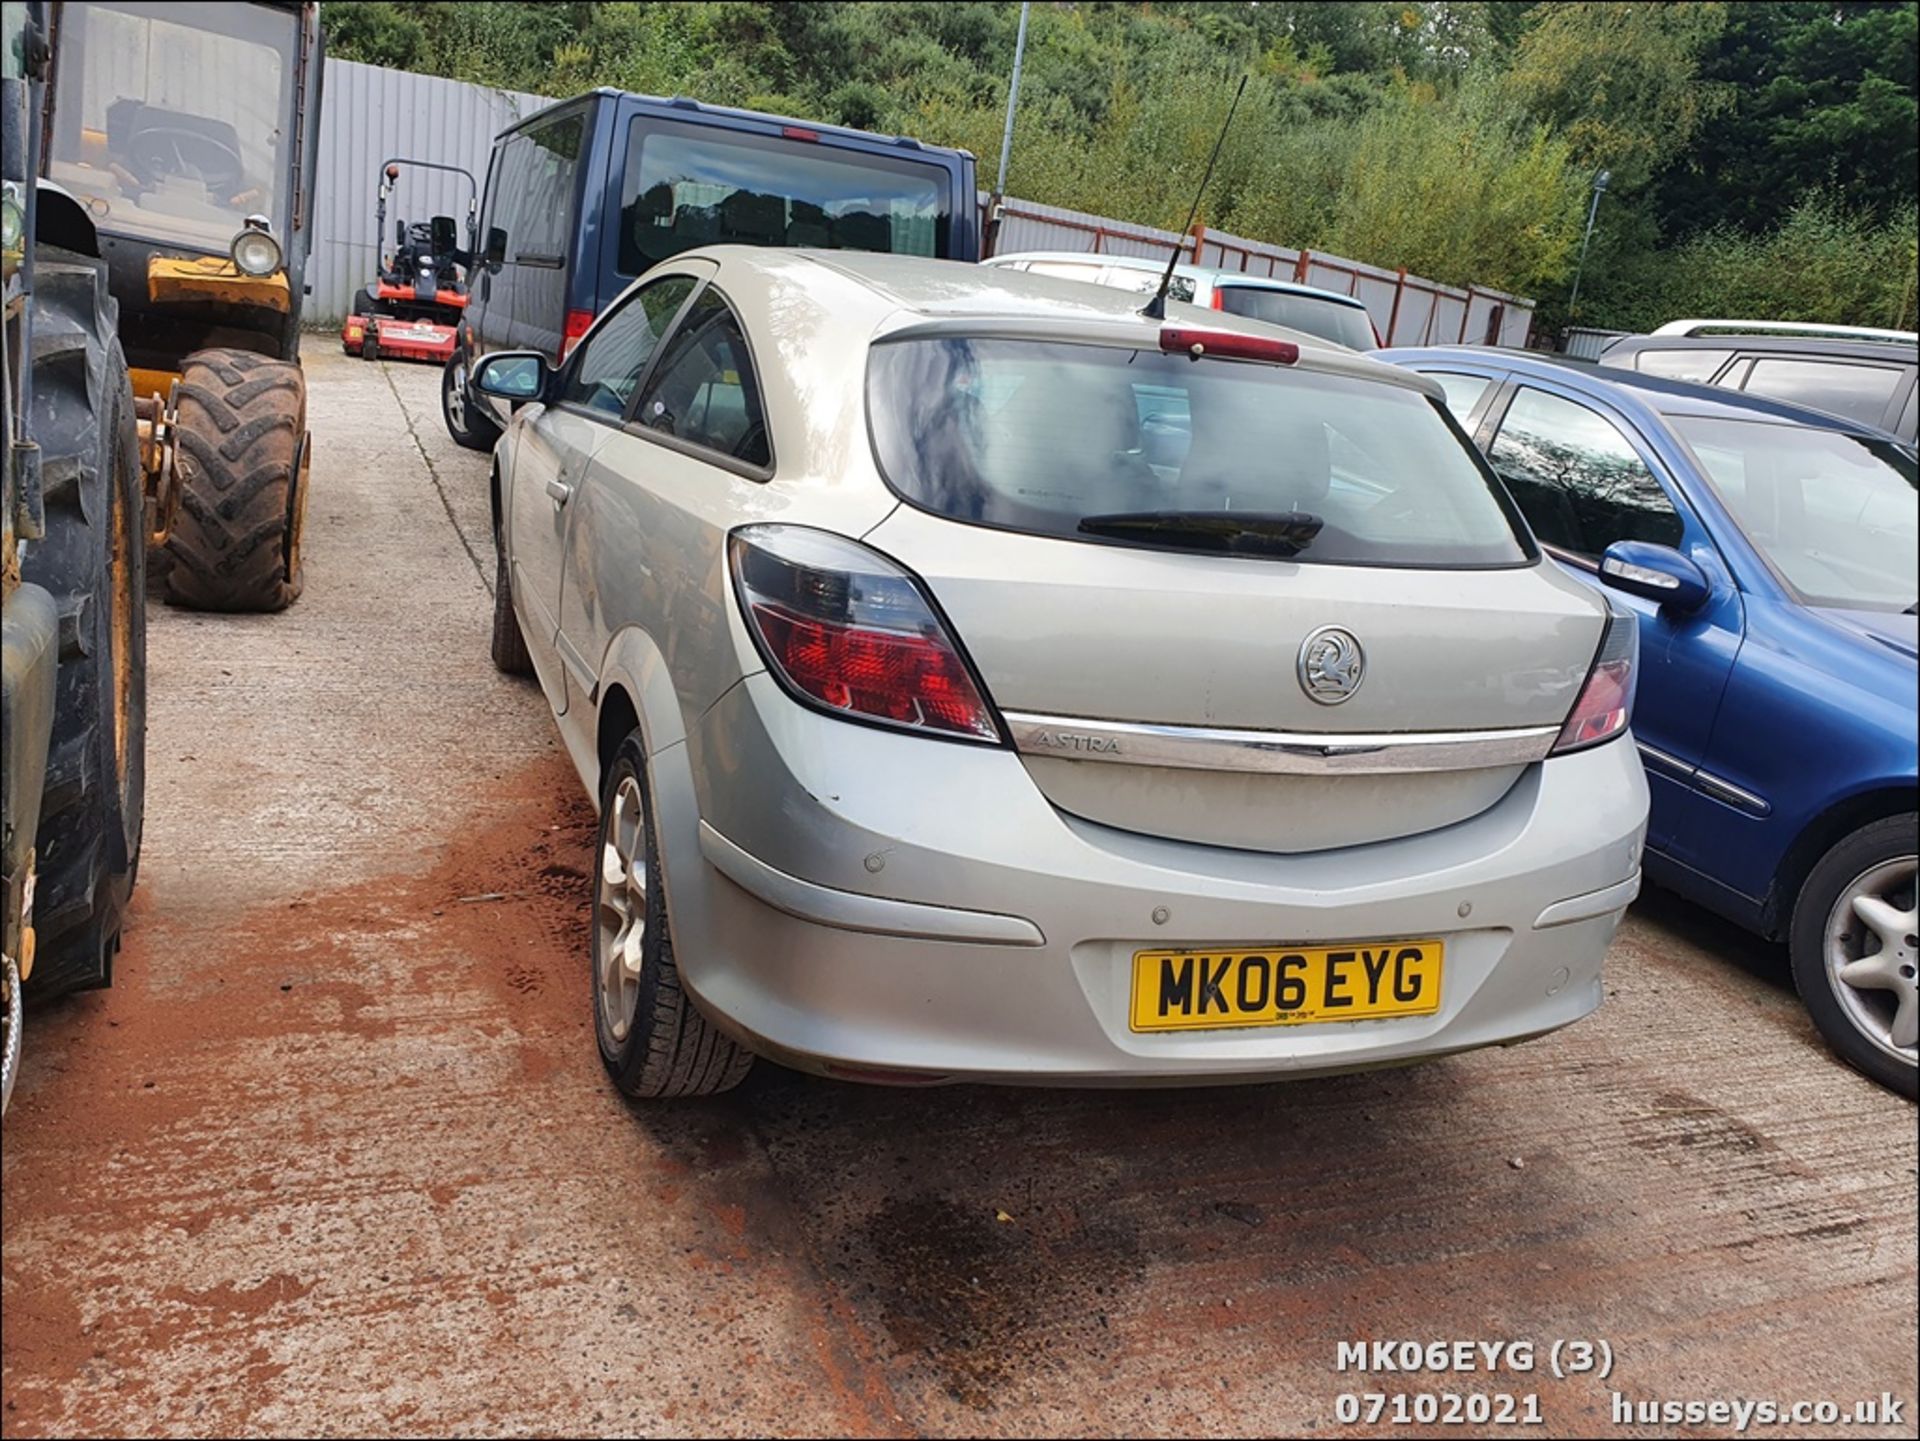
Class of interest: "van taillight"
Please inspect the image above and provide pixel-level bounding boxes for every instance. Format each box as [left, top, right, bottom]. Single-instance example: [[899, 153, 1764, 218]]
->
[[558, 309, 593, 362]]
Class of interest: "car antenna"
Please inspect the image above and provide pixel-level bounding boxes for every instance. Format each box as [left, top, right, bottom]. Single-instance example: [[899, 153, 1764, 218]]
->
[[1142, 73, 1248, 322]]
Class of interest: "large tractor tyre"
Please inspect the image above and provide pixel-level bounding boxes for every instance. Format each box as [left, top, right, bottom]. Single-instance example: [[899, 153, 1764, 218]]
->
[[19, 247, 147, 999], [163, 349, 310, 612], [442, 350, 500, 451]]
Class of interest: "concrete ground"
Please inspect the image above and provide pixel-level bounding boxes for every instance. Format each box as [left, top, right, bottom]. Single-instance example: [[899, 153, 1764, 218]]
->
[[1, 348, 1914, 1439]]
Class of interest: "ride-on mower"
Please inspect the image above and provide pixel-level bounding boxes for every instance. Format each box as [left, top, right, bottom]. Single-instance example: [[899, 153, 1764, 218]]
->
[[342, 159, 476, 365]]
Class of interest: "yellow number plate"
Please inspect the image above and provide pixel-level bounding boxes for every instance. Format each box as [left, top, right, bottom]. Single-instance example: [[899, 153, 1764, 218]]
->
[[1129, 941, 1444, 1033]]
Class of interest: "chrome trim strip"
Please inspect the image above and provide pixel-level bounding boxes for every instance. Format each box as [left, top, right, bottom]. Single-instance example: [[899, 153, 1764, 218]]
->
[[1003, 712, 1559, 776], [1635, 740, 1696, 781], [1533, 872, 1642, 929], [698, 823, 1045, 947], [1694, 770, 1772, 816]]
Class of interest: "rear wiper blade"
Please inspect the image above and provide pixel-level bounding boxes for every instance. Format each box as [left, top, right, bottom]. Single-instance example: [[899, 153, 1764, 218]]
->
[[1078, 509, 1324, 557]]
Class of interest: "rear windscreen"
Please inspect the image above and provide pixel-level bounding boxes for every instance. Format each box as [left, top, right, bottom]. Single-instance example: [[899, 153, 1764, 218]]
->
[[618, 116, 953, 274], [867, 339, 1532, 567], [1215, 287, 1376, 350]]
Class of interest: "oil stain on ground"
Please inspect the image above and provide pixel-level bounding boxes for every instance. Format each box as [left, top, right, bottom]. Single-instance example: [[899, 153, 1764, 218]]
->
[[850, 1191, 1142, 1411]]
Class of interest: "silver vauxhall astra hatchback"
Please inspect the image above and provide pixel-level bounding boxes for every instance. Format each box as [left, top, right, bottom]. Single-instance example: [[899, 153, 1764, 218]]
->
[[473, 247, 1650, 1097]]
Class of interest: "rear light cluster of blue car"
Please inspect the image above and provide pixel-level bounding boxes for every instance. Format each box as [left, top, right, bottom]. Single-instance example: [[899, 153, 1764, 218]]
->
[[728, 526, 1003, 744], [1552, 608, 1639, 754]]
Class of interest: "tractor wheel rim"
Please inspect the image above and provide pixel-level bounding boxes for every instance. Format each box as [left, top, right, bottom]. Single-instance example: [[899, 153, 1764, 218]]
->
[[1824, 855, 1919, 1067], [595, 776, 649, 1045]]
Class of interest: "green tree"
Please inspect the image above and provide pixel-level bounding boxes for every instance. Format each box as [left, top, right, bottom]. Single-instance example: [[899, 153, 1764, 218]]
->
[[1653, 2, 1919, 236], [1503, 1, 1732, 190]]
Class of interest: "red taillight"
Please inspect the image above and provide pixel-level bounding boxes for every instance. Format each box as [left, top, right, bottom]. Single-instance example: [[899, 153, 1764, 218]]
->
[[558, 308, 593, 362], [1553, 610, 1638, 754], [781, 125, 820, 142], [1209, 289, 1225, 310], [1159, 327, 1299, 365], [729, 526, 1002, 744]]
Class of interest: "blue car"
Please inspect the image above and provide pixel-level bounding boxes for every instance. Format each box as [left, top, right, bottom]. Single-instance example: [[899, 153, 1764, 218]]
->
[[1380, 347, 1917, 1096]]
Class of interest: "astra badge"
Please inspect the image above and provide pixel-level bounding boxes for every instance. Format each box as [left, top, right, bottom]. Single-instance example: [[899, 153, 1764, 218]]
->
[[1297, 626, 1365, 705]]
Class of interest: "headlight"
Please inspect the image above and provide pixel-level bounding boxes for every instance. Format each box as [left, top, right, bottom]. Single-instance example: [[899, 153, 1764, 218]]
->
[[231, 225, 282, 276]]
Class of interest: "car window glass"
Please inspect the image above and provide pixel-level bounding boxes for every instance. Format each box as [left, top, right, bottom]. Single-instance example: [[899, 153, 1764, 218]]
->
[[617, 115, 951, 273], [561, 275, 698, 417], [1427, 372, 1491, 422], [1676, 416, 1916, 611], [485, 136, 529, 261], [634, 291, 770, 467], [1486, 387, 1683, 558], [1633, 348, 1731, 383], [1215, 287, 1376, 349], [867, 338, 1530, 567], [513, 115, 582, 263], [1740, 358, 1904, 426]]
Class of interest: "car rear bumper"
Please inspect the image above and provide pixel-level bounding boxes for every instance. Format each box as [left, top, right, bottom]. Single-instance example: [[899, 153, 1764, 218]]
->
[[663, 675, 1649, 1085]]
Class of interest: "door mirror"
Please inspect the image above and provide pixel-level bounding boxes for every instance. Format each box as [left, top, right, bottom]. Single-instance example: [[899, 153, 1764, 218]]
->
[[484, 226, 507, 268], [429, 215, 458, 255], [1598, 540, 1711, 614], [472, 351, 548, 403]]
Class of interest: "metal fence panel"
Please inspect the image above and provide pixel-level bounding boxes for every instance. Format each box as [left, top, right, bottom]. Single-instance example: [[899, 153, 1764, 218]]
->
[[1564, 326, 1630, 359], [308, 58, 554, 323]]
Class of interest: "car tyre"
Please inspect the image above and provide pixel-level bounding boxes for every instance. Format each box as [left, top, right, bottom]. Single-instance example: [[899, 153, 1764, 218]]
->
[[1789, 814, 1918, 1099], [489, 522, 533, 676], [442, 349, 500, 451], [592, 732, 753, 1099]]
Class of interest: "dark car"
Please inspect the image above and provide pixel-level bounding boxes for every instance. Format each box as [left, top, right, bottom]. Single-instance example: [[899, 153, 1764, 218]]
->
[[1383, 346, 1918, 1096], [1598, 321, 1918, 445], [442, 89, 980, 450]]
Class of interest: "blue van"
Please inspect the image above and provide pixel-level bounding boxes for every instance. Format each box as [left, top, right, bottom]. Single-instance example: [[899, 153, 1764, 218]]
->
[[441, 89, 980, 448]]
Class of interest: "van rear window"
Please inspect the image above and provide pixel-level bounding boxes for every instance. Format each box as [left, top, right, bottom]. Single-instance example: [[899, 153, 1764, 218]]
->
[[617, 116, 952, 274]]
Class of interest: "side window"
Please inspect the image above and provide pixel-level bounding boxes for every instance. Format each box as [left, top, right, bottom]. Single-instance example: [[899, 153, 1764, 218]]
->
[[561, 275, 699, 417], [485, 136, 530, 262], [1740, 357, 1904, 427], [1634, 348, 1731, 383], [513, 114, 584, 264], [634, 291, 771, 468], [1486, 388, 1684, 558], [1427, 372, 1492, 424]]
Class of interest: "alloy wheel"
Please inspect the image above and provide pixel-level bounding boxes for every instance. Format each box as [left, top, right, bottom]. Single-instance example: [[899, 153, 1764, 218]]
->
[[447, 361, 468, 431], [1824, 855, 1919, 1067], [596, 775, 649, 1043]]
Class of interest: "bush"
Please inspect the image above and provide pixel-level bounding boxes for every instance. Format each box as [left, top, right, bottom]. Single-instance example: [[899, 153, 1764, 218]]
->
[[1593, 196, 1919, 333]]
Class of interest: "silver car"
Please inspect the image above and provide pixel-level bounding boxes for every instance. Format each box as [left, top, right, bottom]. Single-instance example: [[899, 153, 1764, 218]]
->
[[474, 248, 1649, 1097], [983, 250, 1381, 350]]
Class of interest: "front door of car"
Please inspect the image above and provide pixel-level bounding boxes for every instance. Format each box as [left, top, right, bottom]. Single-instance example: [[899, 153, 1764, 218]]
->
[[556, 285, 773, 722], [517, 269, 706, 715], [508, 403, 606, 715], [1475, 381, 1746, 858]]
